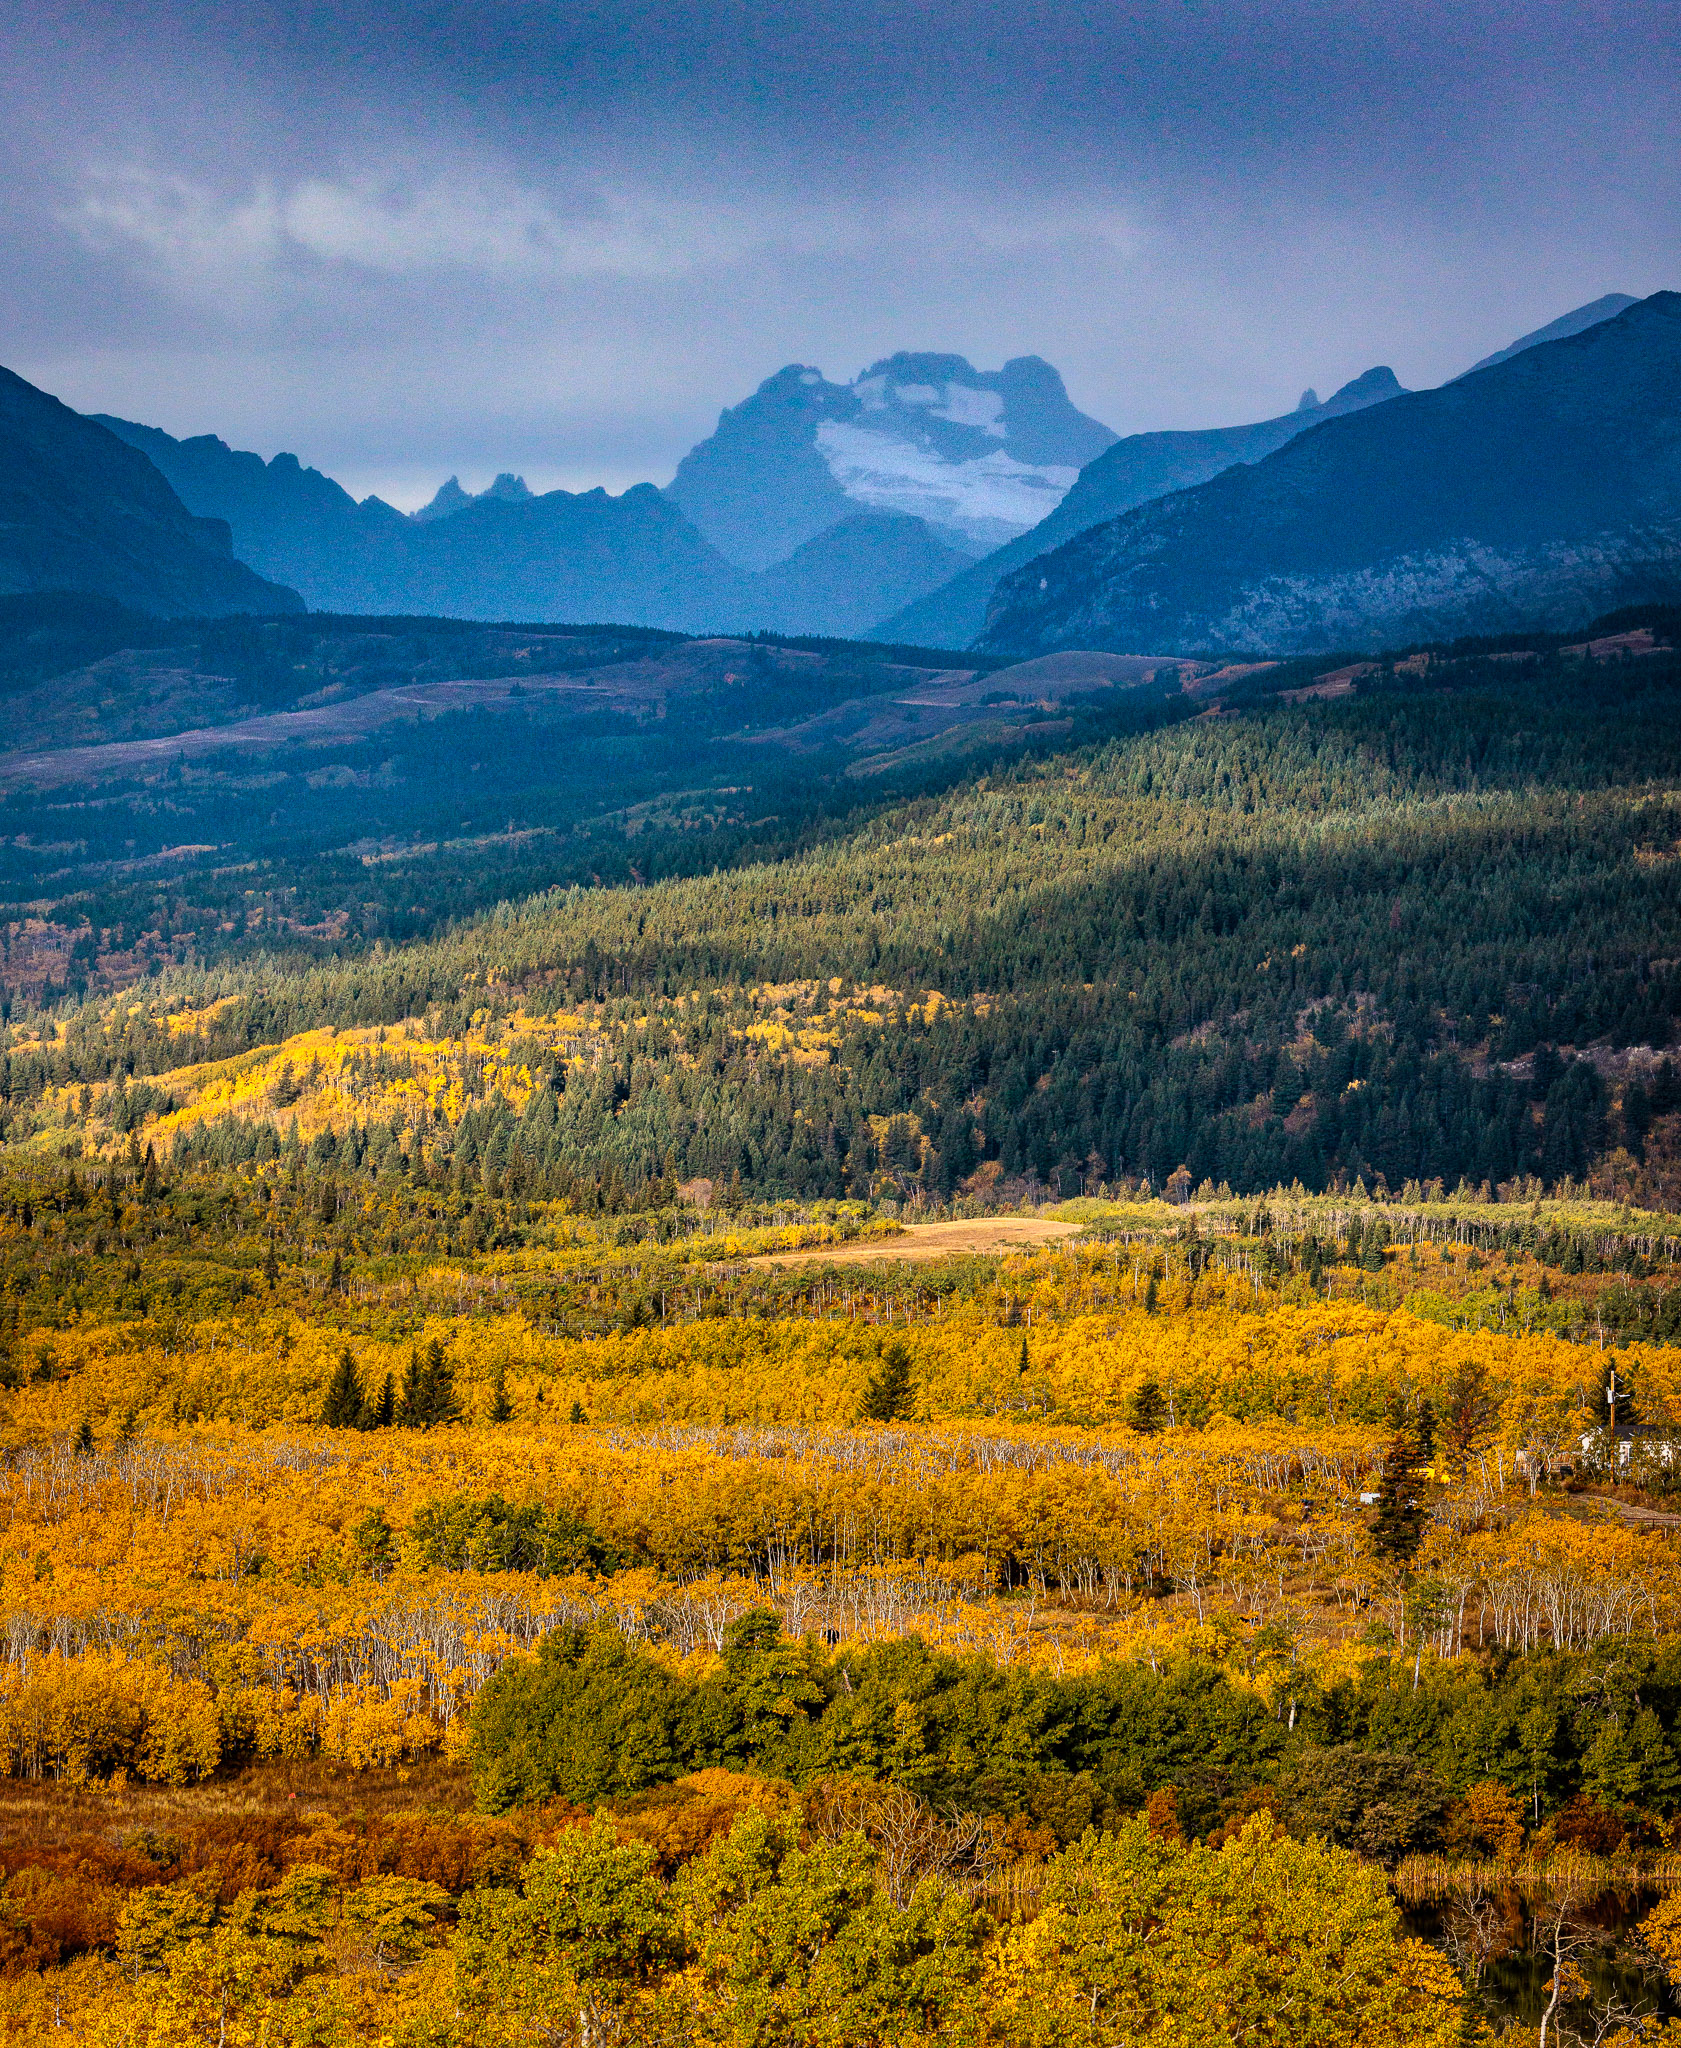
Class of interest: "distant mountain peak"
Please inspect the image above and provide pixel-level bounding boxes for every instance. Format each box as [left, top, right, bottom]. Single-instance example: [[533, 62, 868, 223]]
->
[[666, 352, 1115, 570], [1296, 388, 1320, 411], [412, 472, 533, 523]]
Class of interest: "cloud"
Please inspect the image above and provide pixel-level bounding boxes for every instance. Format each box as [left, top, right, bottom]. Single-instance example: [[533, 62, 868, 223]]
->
[[66, 158, 1144, 303], [70, 165, 752, 285]]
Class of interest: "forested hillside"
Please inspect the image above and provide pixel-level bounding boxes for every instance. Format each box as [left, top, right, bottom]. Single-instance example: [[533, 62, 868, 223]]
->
[[2, 617, 1675, 1205]]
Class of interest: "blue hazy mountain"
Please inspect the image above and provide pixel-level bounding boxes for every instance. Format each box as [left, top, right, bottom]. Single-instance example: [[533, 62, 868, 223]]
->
[[980, 291, 1681, 658], [0, 368, 298, 616], [1460, 292, 1638, 374], [94, 418, 750, 630], [666, 353, 1117, 572]]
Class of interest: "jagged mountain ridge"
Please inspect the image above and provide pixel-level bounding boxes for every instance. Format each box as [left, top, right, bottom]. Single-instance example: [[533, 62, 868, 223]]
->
[[874, 368, 1407, 649], [95, 416, 748, 629], [94, 415, 973, 635], [979, 291, 1681, 658], [665, 352, 1116, 570], [0, 370, 300, 618]]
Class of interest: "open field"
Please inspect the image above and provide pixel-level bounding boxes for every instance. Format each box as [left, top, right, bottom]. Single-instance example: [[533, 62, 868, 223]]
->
[[741, 1213, 1083, 1265]]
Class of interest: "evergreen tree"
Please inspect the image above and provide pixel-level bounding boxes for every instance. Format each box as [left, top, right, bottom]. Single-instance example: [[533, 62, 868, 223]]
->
[[73, 1417, 94, 1457], [321, 1347, 364, 1429], [369, 1371, 395, 1430], [329, 1248, 345, 1294], [263, 1238, 279, 1289], [1128, 1379, 1167, 1435], [489, 1360, 513, 1424], [569, 1399, 587, 1425], [397, 1348, 425, 1427], [399, 1338, 461, 1429], [861, 1342, 916, 1422], [1372, 1401, 1428, 1564]]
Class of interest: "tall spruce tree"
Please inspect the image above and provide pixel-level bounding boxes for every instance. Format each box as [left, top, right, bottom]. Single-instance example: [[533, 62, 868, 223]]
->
[[321, 1347, 364, 1429], [1372, 1400, 1428, 1564], [861, 1342, 916, 1422]]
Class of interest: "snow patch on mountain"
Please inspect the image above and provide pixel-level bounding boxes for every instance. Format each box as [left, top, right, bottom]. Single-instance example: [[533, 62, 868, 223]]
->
[[815, 422, 1079, 555]]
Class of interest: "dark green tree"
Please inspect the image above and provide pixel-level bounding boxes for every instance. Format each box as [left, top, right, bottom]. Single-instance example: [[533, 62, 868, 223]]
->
[[368, 1371, 395, 1429], [399, 1338, 460, 1428], [321, 1346, 364, 1429], [489, 1360, 513, 1424], [469, 1624, 684, 1812], [1127, 1380, 1167, 1435], [860, 1342, 916, 1422], [1372, 1402, 1428, 1564]]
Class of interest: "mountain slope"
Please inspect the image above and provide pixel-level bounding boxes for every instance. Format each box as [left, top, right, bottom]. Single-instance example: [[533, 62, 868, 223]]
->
[[94, 416, 405, 608], [873, 369, 1406, 649], [1461, 292, 1638, 375], [0, 370, 300, 617], [96, 417, 749, 630], [667, 353, 1115, 570], [750, 513, 972, 637], [980, 291, 1681, 658], [384, 483, 750, 628]]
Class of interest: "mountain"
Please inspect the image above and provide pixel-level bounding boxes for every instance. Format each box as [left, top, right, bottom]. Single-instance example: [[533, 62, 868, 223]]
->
[[93, 415, 401, 607], [979, 291, 1681, 659], [666, 353, 1116, 571], [95, 416, 748, 630], [749, 512, 973, 638], [376, 483, 749, 628], [0, 369, 300, 617], [1461, 292, 1638, 375], [412, 472, 534, 521], [873, 368, 1406, 649]]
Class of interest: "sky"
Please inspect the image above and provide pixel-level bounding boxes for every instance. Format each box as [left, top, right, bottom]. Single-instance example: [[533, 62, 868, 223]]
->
[[3, 0, 1678, 509]]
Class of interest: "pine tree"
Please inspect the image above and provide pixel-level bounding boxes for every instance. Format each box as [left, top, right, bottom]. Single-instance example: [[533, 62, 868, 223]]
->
[[489, 1360, 513, 1424], [1128, 1379, 1167, 1434], [569, 1399, 587, 1425], [321, 1347, 364, 1429], [141, 1145, 159, 1202], [1372, 1401, 1428, 1564], [397, 1348, 424, 1427], [263, 1238, 279, 1289], [861, 1342, 916, 1422], [73, 1418, 94, 1457], [400, 1338, 460, 1429], [369, 1372, 395, 1429], [1017, 1336, 1030, 1376], [329, 1248, 345, 1294]]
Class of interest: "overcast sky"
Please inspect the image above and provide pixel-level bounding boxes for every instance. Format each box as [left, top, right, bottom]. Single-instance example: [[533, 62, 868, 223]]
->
[[4, 0, 1678, 507]]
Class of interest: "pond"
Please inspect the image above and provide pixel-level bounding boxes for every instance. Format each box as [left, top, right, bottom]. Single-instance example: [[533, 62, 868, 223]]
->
[[1404, 1885, 1678, 2030]]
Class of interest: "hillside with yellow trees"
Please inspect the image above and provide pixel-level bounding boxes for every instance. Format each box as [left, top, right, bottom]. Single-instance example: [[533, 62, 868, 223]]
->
[[0, 619, 1678, 2039], [0, 1119, 1676, 2037]]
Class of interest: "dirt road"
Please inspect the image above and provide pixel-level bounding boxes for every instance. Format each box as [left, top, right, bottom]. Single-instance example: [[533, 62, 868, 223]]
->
[[746, 1215, 1081, 1268]]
